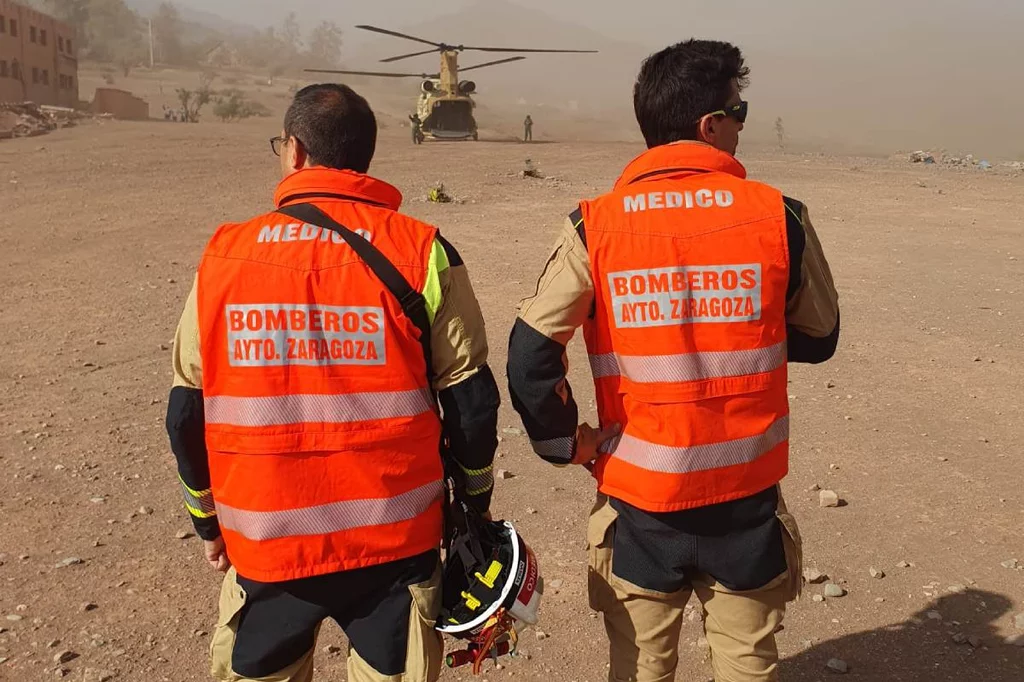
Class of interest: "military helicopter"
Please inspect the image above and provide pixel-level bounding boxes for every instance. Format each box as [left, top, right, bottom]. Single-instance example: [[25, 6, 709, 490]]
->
[[306, 25, 596, 141]]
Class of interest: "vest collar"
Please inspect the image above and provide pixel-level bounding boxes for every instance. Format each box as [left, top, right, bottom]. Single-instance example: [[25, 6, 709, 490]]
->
[[614, 142, 748, 189], [274, 168, 403, 211]]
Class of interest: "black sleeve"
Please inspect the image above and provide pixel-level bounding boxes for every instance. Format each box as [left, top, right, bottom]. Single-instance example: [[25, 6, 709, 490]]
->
[[439, 366, 500, 515], [507, 319, 579, 465], [783, 196, 840, 364], [166, 386, 221, 541]]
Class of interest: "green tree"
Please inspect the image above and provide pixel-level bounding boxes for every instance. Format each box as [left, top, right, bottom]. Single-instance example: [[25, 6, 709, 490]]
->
[[306, 21, 343, 68]]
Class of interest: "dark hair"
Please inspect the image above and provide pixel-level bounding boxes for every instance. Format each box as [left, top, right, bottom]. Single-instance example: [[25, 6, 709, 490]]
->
[[283, 83, 377, 173], [633, 40, 750, 148]]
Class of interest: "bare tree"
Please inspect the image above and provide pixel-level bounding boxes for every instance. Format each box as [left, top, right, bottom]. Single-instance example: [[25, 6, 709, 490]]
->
[[307, 21, 343, 69], [775, 117, 786, 151]]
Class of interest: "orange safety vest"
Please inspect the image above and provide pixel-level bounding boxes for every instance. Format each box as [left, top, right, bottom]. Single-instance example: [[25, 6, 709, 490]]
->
[[197, 168, 444, 582], [580, 143, 791, 513]]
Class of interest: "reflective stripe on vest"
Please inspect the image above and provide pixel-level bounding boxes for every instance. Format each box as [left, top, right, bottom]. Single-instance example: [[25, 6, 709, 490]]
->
[[204, 389, 435, 427], [589, 342, 786, 383], [611, 416, 789, 475], [217, 480, 444, 542]]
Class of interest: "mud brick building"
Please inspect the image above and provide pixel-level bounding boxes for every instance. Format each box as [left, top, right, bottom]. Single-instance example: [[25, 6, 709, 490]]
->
[[0, 0, 78, 107]]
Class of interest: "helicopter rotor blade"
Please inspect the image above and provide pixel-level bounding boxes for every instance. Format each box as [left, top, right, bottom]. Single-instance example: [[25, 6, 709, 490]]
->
[[380, 47, 443, 63], [355, 25, 442, 48], [304, 68, 438, 79], [460, 46, 598, 54], [457, 56, 528, 72]]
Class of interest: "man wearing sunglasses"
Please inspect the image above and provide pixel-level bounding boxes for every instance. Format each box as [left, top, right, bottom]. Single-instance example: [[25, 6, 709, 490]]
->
[[167, 83, 500, 682], [509, 40, 839, 681]]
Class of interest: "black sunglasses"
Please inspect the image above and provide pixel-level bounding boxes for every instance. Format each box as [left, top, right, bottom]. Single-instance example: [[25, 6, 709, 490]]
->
[[270, 135, 287, 156], [705, 101, 749, 124]]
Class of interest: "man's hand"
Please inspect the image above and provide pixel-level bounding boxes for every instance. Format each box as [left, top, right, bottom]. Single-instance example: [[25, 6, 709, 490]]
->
[[204, 537, 231, 573], [572, 423, 621, 467]]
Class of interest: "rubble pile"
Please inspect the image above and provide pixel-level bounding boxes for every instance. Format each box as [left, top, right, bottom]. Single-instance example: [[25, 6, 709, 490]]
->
[[0, 102, 87, 140]]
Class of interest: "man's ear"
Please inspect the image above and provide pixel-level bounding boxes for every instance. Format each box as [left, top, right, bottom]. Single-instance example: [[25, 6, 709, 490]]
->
[[697, 114, 717, 146], [293, 137, 310, 170]]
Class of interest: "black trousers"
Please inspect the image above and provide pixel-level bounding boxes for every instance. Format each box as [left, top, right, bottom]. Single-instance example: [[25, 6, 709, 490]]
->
[[231, 550, 438, 678]]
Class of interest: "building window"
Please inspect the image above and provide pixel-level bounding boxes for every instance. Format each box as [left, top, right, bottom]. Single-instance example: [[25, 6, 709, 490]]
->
[[40, 29, 47, 46], [0, 61, 7, 79], [59, 36, 64, 52], [67, 75, 73, 90], [0, 15, 6, 34], [12, 60, 20, 80], [30, 25, 36, 43], [32, 67, 38, 84], [42, 70, 49, 86], [10, 19, 17, 37], [66, 38, 72, 53]]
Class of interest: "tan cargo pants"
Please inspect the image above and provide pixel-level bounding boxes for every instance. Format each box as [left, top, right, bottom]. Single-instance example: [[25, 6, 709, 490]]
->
[[587, 492, 803, 682], [208, 566, 444, 682]]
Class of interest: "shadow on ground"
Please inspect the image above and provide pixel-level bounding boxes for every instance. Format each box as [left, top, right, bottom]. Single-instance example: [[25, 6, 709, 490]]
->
[[776, 590, 1024, 681]]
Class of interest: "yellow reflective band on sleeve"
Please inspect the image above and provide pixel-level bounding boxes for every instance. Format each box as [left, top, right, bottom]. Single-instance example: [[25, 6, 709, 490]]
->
[[179, 475, 217, 519], [459, 462, 494, 496], [422, 238, 451, 325], [475, 560, 503, 589]]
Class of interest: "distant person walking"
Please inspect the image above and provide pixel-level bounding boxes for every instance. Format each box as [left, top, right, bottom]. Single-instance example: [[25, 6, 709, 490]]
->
[[523, 114, 533, 142]]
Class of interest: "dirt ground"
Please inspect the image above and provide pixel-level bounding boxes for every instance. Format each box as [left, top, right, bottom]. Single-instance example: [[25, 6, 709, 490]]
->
[[1, 110, 1023, 682]]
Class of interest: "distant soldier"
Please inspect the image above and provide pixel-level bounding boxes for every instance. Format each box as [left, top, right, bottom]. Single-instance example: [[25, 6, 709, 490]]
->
[[775, 116, 785, 150], [523, 114, 533, 142], [409, 113, 424, 144]]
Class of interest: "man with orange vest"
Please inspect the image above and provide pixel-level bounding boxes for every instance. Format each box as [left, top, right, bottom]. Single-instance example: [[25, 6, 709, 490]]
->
[[508, 40, 839, 681], [166, 83, 500, 681]]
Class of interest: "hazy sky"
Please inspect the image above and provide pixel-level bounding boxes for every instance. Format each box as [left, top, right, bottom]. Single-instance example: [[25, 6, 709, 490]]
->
[[164, 0, 1024, 157]]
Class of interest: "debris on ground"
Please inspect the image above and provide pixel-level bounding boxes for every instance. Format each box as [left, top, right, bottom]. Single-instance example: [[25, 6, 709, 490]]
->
[[520, 158, 544, 179], [427, 182, 454, 203], [826, 658, 850, 674], [869, 567, 886, 579], [803, 567, 829, 584], [819, 489, 841, 508], [0, 102, 90, 140], [978, 160, 992, 171], [909, 151, 935, 164], [823, 583, 847, 598]]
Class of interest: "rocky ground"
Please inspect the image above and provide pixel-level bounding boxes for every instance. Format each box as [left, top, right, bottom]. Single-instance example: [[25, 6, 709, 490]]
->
[[1, 116, 1022, 681]]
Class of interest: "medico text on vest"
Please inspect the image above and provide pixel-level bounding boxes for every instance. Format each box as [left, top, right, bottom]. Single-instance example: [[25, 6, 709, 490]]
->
[[623, 189, 735, 213]]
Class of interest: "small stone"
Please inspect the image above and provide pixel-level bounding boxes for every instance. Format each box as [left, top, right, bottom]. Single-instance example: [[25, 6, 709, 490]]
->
[[90, 497, 106, 504], [175, 531, 194, 540], [15, 604, 27, 612], [53, 650, 78, 664], [1000, 559, 1019, 570], [0, 656, 7, 664], [55, 669, 69, 678], [193, 629, 208, 637], [548, 579, 564, 590], [808, 483, 821, 492], [823, 583, 846, 598], [55, 557, 84, 568], [869, 567, 886, 579], [937, 457, 948, 462], [926, 611, 942, 621], [158, 343, 169, 351], [526, 507, 537, 515], [979, 437, 989, 443], [496, 470, 514, 480], [1013, 612, 1024, 630], [5, 614, 23, 621], [803, 567, 829, 584], [812, 594, 825, 603], [826, 658, 849, 674], [819, 490, 840, 508], [47, 639, 61, 648], [968, 636, 982, 648], [696, 636, 709, 649], [947, 584, 966, 594], [81, 602, 98, 612], [825, 380, 836, 389], [501, 427, 523, 436], [139, 506, 154, 515], [952, 633, 968, 645], [897, 560, 912, 569], [875, 597, 885, 603], [535, 630, 549, 641]]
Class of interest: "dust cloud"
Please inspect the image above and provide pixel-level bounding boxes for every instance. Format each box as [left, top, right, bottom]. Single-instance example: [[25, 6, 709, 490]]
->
[[171, 0, 1022, 156]]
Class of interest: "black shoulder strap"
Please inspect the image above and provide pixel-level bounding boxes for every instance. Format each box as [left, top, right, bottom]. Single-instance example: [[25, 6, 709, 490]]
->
[[276, 203, 434, 382]]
